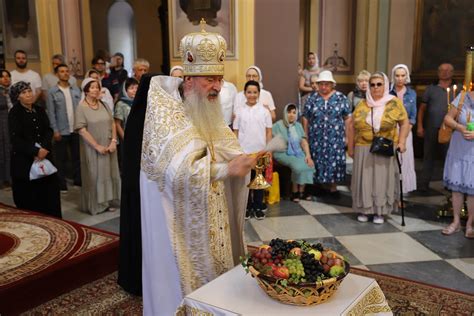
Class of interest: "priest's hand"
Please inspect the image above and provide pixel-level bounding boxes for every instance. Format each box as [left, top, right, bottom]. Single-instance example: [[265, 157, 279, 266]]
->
[[228, 154, 257, 177]]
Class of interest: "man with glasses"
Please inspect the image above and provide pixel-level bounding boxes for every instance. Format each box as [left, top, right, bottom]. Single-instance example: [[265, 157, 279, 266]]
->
[[416, 63, 455, 192], [92, 56, 120, 102]]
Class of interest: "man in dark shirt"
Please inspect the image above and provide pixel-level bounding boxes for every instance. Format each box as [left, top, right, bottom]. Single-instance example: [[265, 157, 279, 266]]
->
[[416, 63, 455, 191], [92, 56, 120, 101]]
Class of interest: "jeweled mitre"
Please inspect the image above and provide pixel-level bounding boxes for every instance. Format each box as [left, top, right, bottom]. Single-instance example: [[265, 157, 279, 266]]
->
[[179, 19, 227, 76]]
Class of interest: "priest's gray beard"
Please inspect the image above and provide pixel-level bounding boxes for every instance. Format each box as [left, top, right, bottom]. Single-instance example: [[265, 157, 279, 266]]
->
[[183, 88, 226, 144]]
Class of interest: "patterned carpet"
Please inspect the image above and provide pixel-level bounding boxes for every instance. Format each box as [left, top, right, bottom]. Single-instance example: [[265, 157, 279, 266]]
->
[[23, 269, 474, 315], [0, 204, 119, 315]]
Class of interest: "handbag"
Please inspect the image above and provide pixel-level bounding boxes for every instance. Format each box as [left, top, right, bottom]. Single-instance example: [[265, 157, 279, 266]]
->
[[369, 108, 394, 157], [438, 91, 466, 144], [30, 159, 58, 180]]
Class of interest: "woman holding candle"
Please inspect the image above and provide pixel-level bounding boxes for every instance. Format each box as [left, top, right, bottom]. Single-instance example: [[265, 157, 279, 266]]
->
[[442, 89, 474, 238]]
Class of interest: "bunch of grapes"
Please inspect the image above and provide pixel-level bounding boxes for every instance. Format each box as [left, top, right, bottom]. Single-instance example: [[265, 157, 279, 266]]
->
[[251, 248, 272, 265], [269, 239, 300, 258], [311, 243, 324, 252], [301, 252, 325, 283], [284, 258, 305, 284]]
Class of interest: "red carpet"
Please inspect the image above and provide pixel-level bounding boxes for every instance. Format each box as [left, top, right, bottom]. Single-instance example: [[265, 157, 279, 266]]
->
[[0, 203, 119, 315]]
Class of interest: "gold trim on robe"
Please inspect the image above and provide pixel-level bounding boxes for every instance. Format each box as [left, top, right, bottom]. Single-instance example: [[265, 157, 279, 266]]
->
[[141, 76, 242, 296]]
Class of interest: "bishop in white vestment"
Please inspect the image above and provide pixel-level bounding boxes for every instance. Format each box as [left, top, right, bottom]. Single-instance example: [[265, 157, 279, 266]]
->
[[140, 23, 256, 315]]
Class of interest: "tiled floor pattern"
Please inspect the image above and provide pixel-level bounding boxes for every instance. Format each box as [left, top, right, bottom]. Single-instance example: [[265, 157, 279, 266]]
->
[[0, 179, 472, 294]]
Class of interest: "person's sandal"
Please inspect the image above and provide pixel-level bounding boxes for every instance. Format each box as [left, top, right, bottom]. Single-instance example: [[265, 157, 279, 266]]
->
[[300, 192, 312, 201], [441, 223, 460, 235], [290, 192, 300, 203], [465, 226, 474, 239]]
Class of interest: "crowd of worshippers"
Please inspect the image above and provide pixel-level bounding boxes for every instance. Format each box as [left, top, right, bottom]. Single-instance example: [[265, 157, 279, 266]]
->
[[0, 49, 472, 238]]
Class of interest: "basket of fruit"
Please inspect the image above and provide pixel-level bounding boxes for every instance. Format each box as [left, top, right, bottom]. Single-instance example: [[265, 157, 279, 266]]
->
[[241, 239, 350, 306]]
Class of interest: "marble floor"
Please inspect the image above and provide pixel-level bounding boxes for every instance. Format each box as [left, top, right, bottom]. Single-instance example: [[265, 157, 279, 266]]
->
[[0, 178, 472, 295]]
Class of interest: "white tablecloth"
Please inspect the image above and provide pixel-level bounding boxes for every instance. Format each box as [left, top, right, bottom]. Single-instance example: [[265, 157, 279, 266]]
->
[[177, 266, 392, 315]]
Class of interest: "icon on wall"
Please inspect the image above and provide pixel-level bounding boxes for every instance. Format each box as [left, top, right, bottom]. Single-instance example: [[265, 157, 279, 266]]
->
[[323, 43, 349, 72], [0, 0, 40, 60]]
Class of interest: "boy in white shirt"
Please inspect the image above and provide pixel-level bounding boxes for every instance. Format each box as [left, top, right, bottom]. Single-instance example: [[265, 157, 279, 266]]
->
[[233, 80, 272, 220]]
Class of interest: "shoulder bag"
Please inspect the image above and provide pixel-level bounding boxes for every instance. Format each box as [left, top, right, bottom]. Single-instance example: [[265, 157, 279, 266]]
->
[[369, 108, 394, 157]]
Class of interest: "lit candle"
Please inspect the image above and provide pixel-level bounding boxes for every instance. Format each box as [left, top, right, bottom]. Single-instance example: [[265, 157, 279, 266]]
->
[[447, 87, 450, 105], [463, 85, 467, 91], [453, 84, 457, 97], [470, 82, 473, 91]]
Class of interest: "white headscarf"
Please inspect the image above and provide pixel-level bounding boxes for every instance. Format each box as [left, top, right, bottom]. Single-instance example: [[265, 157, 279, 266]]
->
[[246, 65, 263, 89], [390, 64, 411, 92], [366, 72, 394, 132], [80, 78, 100, 102], [169, 65, 184, 76]]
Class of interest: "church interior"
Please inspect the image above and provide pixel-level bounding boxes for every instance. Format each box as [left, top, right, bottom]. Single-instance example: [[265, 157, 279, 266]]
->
[[0, 0, 473, 314]]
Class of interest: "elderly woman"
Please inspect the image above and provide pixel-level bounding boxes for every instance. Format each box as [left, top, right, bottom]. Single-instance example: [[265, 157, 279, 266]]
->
[[273, 103, 315, 202], [75, 78, 121, 215], [84, 69, 114, 112], [8, 81, 61, 217], [0, 69, 12, 187], [303, 70, 352, 197], [390, 64, 417, 193], [350, 72, 410, 224], [233, 65, 276, 122], [441, 91, 474, 238], [347, 70, 371, 112]]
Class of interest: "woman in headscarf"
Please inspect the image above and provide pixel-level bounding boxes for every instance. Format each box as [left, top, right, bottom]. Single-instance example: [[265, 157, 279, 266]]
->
[[75, 78, 120, 215], [303, 70, 352, 198], [273, 103, 315, 202], [8, 81, 61, 217], [233, 65, 276, 122], [84, 69, 115, 112], [299, 52, 321, 108], [170, 65, 184, 79], [350, 72, 410, 224], [114, 77, 139, 168], [0, 69, 12, 187], [390, 64, 417, 194]]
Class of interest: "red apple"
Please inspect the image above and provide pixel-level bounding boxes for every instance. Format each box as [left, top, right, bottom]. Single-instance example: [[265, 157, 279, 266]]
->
[[273, 266, 290, 279]]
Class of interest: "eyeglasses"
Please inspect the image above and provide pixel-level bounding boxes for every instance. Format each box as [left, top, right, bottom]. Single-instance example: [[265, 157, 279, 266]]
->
[[370, 82, 383, 87]]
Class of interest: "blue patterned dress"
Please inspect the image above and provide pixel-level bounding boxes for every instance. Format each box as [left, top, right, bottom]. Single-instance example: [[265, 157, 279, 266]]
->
[[303, 91, 350, 183]]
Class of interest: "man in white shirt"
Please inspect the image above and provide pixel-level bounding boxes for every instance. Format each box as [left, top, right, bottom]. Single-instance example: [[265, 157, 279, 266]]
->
[[42, 54, 77, 99], [45, 64, 82, 191], [10, 50, 43, 103], [220, 79, 237, 127]]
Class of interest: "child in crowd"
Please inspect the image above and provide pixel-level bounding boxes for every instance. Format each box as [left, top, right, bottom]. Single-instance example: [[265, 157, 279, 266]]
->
[[233, 80, 272, 220]]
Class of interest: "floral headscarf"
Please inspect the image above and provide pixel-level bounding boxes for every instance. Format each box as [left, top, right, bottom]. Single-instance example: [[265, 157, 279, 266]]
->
[[9, 81, 31, 103]]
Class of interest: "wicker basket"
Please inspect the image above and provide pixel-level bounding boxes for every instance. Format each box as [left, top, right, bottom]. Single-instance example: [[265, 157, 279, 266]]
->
[[248, 260, 350, 306]]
